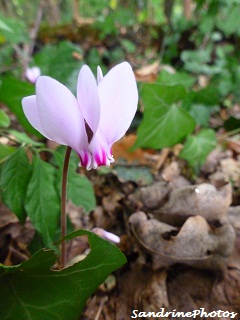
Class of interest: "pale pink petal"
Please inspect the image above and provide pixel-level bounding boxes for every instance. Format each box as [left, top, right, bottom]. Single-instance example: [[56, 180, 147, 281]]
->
[[98, 62, 138, 145], [25, 66, 41, 84], [22, 95, 51, 139], [36, 76, 88, 154], [77, 65, 100, 134], [97, 66, 103, 84], [92, 228, 120, 244]]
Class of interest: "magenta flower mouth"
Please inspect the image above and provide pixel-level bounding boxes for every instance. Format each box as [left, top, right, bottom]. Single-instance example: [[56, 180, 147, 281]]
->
[[95, 149, 106, 167], [79, 151, 90, 167]]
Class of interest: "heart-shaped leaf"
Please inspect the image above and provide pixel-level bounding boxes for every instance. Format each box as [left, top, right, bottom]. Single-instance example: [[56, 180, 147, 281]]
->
[[0, 147, 33, 223], [25, 157, 60, 245], [134, 84, 195, 149], [0, 229, 126, 320]]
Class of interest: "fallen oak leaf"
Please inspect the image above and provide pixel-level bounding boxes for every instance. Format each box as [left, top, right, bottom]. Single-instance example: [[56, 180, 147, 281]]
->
[[220, 158, 240, 187], [135, 61, 160, 83], [154, 183, 232, 224], [129, 212, 235, 270], [128, 181, 170, 210], [112, 134, 155, 164]]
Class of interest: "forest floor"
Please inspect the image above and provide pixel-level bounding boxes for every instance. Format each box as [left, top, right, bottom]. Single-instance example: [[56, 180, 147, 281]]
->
[[1, 130, 240, 319]]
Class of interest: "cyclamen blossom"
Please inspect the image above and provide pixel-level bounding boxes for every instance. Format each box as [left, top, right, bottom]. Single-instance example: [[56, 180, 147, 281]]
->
[[92, 228, 121, 244], [25, 66, 41, 84], [22, 62, 138, 170]]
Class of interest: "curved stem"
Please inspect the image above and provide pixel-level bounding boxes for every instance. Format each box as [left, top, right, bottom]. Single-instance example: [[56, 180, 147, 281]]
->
[[61, 146, 72, 268]]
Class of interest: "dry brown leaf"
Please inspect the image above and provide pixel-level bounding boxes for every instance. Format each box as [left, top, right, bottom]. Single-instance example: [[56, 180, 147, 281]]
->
[[90, 206, 110, 229], [0, 204, 18, 228], [228, 206, 240, 231], [129, 212, 235, 270], [209, 171, 228, 188], [167, 267, 238, 315], [227, 206, 240, 270], [211, 269, 240, 308], [202, 147, 232, 175], [102, 190, 124, 214], [161, 161, 180, 181], [116, 264, 169, 319], [154, 148, 170, 172], [155, 183, 232, 223], [135, 61, 160, 82], [0, 219, 35, 265], [168, 267, 214, 311], [83, 295, 109, 320], [198, 74, 209, 87], [129, 181, 170, 211], [227, 137, 240, 154], [220, 158, 240, 187], [134, 270, 169, 312], [112, 134, 154, 164]]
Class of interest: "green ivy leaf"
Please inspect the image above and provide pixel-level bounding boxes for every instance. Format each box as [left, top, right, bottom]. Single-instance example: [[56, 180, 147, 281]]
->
[[216, 3, 240, 36], [120, 39, 136, 53], [53, 147, 96, 213], [0, 13, 29, 43], [134, 84, 195, 149], [179, 128, 217, 169], [0, 45, 14, 69], [0, 144, 16, 162], [0, 77, 41, 136], [0, 229, 126, 320], [157, 70, 195, 88], [0, 109, 10, 127], [0, 18, 13, 32], [25, 157, 60, 246], [7, 130, 44, 146], [68, 173, 96, 212], [0, 147, 32, 223], [141, 83, 187, 106], [53, 146, 79, 170], [194, 86, 220, 106], [114, 165, 153, 185], [182, 87, 220, 127], [181, 48, 222, 75]]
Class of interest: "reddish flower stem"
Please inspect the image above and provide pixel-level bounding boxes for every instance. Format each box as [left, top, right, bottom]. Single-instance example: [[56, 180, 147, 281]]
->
[[61, 146, 72, 268]]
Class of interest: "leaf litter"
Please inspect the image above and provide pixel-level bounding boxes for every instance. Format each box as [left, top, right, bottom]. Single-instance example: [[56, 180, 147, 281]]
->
[[75, 142, 240, 319], [1, 137, 240, 319]]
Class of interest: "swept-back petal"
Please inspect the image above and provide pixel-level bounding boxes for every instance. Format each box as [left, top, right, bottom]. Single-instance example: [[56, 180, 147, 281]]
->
[[36, 76, 87, 153], [22, 95, 51, 139], [77, 65, 100, 134], [98, 62, 138, 145]]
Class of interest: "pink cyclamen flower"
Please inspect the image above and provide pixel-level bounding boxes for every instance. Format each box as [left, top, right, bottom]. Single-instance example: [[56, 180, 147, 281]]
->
[[25, 66, 41, 84], [92, 228, 121, 244], [22, 62, 138, 170]]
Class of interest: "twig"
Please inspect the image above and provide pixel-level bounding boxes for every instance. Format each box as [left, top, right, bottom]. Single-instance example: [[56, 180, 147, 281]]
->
[[20, 1, 43, 80], [219, 128, 240, 140], [184, 0, 192, 19], [94, 296, 108, 320]]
